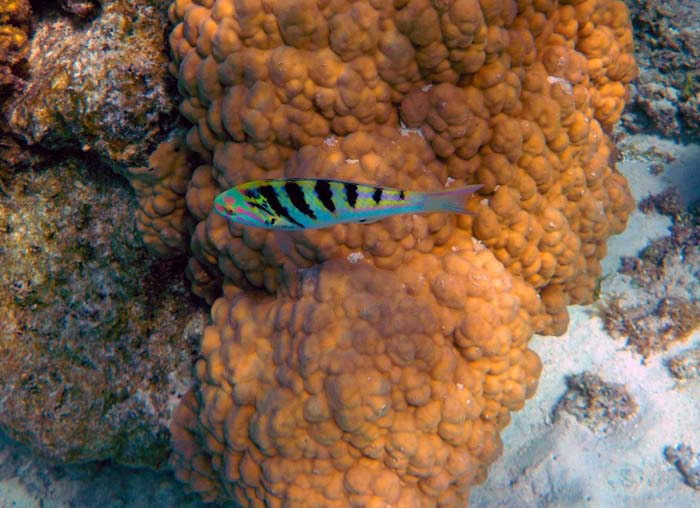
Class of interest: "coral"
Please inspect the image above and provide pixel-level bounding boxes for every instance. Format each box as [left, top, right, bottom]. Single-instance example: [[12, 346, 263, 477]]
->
[[127, 131, 197, 258], [160, 0, 638, 326], [172, 254, 545, 505], [1, 0, 177, 169], [121, 0, 640, 505], [665, 444, 700, 490], [0, 0, 30, 94], [623, 0, 700, 140], [0, 157, 208, 467], [600, 187, 700, 359], [553, 372, 638, 434]]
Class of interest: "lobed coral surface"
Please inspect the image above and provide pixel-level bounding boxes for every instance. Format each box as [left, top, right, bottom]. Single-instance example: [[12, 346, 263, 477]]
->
[[0, 0, 30, 94], [125, 0, 638, 506]]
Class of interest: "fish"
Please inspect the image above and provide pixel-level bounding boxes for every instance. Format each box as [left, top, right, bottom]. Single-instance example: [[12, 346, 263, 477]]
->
[[213, 178, 482, 230]]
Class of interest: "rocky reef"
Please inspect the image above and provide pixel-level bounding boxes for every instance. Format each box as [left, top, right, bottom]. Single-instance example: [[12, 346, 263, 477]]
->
[[0, 154, 208, 467], [1, 0, 178, 169], [623, 0, 700, 140], [0, 0, 201, 467], [0, 0, 30, 95], [0, 0, 697, 507]]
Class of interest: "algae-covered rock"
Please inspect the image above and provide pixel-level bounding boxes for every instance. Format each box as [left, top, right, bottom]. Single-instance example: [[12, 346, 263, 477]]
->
[[2, 0, 176, 168], [624, 0, 700, 140], [0, 157, 207, 467]]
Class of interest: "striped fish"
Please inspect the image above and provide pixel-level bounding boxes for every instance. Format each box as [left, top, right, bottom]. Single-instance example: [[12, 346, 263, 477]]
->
[[213, 178, 482, 230]]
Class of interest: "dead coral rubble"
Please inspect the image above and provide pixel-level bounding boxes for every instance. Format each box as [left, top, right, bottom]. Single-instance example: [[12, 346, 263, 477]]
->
[[624, 0, 700, 140], [667, 347, 700, 382], [665, 443, 700, 490], [554, 372, 638, 434], [601, 296, 700, 359], [601, 188, 700, 359]]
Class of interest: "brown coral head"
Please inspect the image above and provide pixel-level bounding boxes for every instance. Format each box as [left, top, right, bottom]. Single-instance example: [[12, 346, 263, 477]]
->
[[157, 0, 639, 505], [171, 253, 544, 506]]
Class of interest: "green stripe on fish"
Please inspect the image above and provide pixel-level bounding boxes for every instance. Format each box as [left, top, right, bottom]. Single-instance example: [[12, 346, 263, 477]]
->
[[213, 178, 482, 230]]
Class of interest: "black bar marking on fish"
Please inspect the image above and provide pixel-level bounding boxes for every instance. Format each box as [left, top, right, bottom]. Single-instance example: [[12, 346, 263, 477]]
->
[[245, 188, 260, 199], [244, 188, 275, 214], [345, 183, 358, 208], [314, 180, 336, 213], [399, 190, 406, 200], [284, 181, 317, 220], [259, 185, 304, 228], [372, 187, 383, 204], [249, 201, 273, 215]]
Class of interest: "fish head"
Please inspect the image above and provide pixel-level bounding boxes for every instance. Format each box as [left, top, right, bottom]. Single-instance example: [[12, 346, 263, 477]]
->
[[213, 188, 268, 228]]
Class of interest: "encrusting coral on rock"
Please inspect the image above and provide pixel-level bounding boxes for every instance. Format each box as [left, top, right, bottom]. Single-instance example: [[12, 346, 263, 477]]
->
[[0, 0, 30, 94], [124, 0, 638, 505], [1, 0, 177, 169]]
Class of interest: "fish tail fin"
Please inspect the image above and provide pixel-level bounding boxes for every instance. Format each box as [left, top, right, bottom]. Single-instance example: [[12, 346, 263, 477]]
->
[[420, 185, 483, 215]]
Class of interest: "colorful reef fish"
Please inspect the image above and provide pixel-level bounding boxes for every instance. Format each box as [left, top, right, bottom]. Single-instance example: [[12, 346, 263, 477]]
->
[[213, 178, 483, 230]]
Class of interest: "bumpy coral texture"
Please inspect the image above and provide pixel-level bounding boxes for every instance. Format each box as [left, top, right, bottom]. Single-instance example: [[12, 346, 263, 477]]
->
[[149, 0, 637, 506], [0, 0, 30, 92], [128, 134, 195, 257], [173, 254, 545, 507]]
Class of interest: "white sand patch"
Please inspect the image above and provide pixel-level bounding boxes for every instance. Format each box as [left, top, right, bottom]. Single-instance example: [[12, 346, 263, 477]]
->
[[0, 477, 46, 508]]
